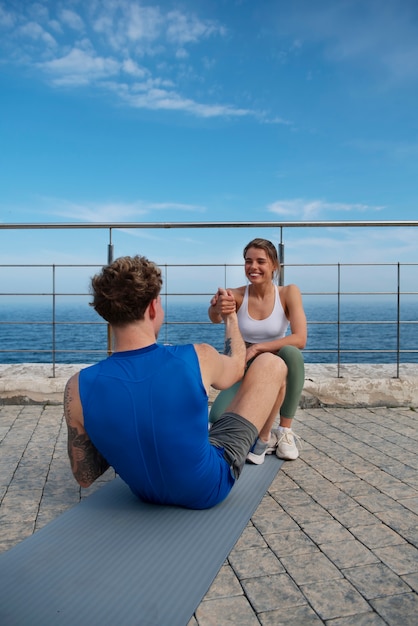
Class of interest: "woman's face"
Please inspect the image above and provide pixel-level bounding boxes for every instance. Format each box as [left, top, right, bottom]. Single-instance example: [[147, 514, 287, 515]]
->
[[244, 247, 276, 284]]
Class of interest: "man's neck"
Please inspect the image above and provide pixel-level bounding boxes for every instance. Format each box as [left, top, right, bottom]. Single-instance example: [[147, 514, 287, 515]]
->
[[111, 322, 157, 353]]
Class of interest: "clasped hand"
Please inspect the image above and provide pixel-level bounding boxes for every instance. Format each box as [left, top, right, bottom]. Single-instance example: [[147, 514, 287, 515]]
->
[[210, 288, 236, 317]]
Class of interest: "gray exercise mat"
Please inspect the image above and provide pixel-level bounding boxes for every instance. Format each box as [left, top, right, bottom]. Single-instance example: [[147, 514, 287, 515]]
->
[[0, 456, 283, 626]]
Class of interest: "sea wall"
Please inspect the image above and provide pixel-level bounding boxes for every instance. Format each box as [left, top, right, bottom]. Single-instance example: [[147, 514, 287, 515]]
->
[[0, 363, 417, 408]]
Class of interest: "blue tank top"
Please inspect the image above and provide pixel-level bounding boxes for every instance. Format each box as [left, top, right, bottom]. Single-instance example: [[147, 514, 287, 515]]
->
[[237, 285, 289, 343], [79, 344, 234, 509]]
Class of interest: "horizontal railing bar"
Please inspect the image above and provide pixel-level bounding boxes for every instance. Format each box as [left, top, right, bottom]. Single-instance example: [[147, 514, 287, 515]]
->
[[0, 348, 418, 354], [2, 262, 418, 268], [1, 220, 418, 230], [1, 319, 416, 325]]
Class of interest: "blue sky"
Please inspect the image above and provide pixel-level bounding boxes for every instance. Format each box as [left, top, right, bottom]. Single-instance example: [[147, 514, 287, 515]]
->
[[0, 0, 417, 298]]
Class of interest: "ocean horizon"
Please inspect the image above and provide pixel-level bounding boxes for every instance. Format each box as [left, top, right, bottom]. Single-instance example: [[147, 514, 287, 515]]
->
[[0, 299, 417, 365]]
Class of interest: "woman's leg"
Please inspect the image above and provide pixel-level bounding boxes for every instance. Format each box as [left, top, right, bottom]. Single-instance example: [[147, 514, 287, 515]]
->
[[208, 382, 242, 424], [274, 345, 305, 460], [277, 345, 305, 426], [209, 346, 305, 427]]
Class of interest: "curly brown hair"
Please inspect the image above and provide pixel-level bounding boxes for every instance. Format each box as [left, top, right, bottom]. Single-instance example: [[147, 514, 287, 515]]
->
[[90, 255, 162, 326]]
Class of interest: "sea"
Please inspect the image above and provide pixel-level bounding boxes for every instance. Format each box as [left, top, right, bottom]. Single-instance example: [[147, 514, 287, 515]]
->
[[0, 299, 417, 365]]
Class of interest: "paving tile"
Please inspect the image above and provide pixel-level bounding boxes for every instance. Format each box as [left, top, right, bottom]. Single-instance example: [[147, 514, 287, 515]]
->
[[264, 529, 319, 557], [229, 546, 284, 579], [328, 503, 377, 528], [302, 519, 353, 544], [375, 506, 418, 532], [333, 478, 378, 497], [342, 562, 411, 599], [300, 579, 371, 621], [231, 523, 266, 551], [280, 551, 342, 585], [371, 592, 418, 626], [251, 500, 299, 534], [354, 491, 397, 513], [269, 486, 318, 507], [312, 489, 358, 510], [278, 502, 334, 525], [268, 473, 300, 491], [373, 544, 418, 576], [203, 564, 243, 600], [325, 612, 388, 625], [400, 527, 418, 548], [397, 497, 418, 514], [195, 596, 259, 625], [320, 539, 379, 569], [349, 523, 406, 549], [242, 573, 306, 612], [381, 463, 418, 482], [258, 604, 323, 625], [378, 482, 418, 500], [401, 572, 418, 593]]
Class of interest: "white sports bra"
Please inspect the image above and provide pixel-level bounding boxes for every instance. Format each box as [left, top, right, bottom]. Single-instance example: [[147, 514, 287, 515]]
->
[[236, 285, 289, 343]]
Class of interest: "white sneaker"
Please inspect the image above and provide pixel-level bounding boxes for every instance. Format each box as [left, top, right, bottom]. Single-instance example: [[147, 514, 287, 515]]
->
[[266, 431, 280, 454], [275, 428, 301, 460], [246, 438, 269, 465]]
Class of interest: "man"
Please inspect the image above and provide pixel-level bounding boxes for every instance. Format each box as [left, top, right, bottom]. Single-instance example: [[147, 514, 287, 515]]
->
[[64, 255, 287, 510]]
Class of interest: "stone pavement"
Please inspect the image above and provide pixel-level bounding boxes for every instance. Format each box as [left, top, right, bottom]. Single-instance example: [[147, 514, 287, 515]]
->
[[2, 400, 418, 624]]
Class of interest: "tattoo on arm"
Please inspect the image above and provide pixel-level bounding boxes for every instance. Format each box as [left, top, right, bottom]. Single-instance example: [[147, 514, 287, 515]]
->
[[64, 378, 109, 486], [224, 337, 232, 356], [67, 424, 109, 486]]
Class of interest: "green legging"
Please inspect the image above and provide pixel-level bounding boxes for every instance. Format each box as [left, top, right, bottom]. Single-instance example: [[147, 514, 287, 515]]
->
[[208, 345, 305, 424]]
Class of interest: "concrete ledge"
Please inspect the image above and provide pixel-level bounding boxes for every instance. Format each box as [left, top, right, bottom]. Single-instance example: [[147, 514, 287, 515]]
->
[[0, 363, 417, 408]]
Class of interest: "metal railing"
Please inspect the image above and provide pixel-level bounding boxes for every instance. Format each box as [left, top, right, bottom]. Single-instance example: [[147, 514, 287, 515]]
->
[[0, 221, 417, 377]]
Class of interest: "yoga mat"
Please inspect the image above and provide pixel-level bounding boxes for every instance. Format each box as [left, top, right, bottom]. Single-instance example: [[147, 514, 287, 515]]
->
[[0, 456, 283, 626]]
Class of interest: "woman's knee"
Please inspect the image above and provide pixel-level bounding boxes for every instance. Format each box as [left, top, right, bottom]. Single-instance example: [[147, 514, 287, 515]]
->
[[278, 345, 304, 367]]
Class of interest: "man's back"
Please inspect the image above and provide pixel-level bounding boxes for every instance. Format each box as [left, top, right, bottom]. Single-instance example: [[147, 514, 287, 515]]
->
[[79, 343, 234, 509]]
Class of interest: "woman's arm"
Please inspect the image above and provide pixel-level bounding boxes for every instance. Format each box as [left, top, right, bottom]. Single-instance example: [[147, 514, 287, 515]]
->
[[245, 284, 307, 361]]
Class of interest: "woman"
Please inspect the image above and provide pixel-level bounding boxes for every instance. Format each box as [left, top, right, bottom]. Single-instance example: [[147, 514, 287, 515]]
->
[[208, 238, 307, 463]]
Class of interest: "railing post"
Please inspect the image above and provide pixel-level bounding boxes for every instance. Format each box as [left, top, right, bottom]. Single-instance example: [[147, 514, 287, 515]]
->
[[396, 262, 400, 378], [278, 227, 284, 286], [52, 264, 56, 378], [337, 263, 341, 377], [107, 228, 114, 356]]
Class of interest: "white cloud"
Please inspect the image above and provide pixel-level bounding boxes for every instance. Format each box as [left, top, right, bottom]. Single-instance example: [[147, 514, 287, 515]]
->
[[60, 9, 85, 32], [39, 198, 206, 223], [268, 198, 385, 219], [92, 3, 162, 50], [121, 58, 148, 78], [0, 1, 279, 120], [113, 80, 253, 117], [39, 47, 120, 85], [18, 21, 57, 47], [166, 10, 226, 45]]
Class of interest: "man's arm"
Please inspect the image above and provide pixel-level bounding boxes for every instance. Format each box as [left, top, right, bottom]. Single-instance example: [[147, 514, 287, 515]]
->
[[197, 290, 247, 392], [64, 374, 109, 488]]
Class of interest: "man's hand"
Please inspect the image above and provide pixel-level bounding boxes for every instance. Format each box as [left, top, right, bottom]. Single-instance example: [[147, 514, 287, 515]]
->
[[213, 288, 236, 317]]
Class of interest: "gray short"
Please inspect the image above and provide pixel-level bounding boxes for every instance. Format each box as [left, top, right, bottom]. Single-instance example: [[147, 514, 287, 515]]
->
[[209, 412, 258, 480]]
